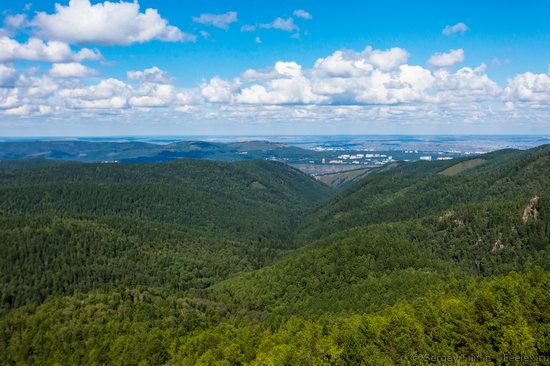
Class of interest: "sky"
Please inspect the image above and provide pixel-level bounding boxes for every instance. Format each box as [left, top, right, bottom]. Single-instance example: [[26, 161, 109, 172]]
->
[[0, 0, 550, 136]]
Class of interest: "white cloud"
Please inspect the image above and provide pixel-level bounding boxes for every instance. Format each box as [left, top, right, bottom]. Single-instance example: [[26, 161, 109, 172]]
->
[[129, 82, 175, 108], [442, 22, 468, 36], [3, 104, 52, 116], [365, 47, 410, 72], [293, 10, 312, 20], [59, 78, 131, 110], [4, 14, 27, 28], [2, 45, 549, 127], [242, 17, 301, 33], [0, 36, 102, 63], [0, 74, 61, 116], [428, 49, 464, 67], [31, 0, 193, 45], [192, 11, 237, 30], [255, 36, 262, 44], [176, 90, 199, 105], [0, 66, 202, 116], [260, 17, 298, 32], [199, 46, 503, 108], [201, 77, 235, 103], [433, 64, 501, 102], [0, 64, 18, 87], [0, 14, 28, 36], [505, 69, 550, 103], [235, 61, 328, 105], [49, 62, 97, 78], [18, 75, 59, 98], [0, 87, 19, 109], [128, 66, 172, 84], [313, 46, 409, 76], [240, 24, 256, 32]]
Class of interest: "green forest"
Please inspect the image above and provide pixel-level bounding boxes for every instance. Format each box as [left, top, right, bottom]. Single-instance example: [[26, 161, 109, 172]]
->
[[1, 145, 549, 365]]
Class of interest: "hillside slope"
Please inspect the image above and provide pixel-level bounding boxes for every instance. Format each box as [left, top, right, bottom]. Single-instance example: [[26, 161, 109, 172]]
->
[[299, 146, 549, 241], [0, 159, 332, 308], [214, 146, 550, 313]]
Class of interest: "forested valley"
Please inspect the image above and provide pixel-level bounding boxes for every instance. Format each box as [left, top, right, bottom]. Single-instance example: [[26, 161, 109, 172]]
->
[[1, 145, 549, 365]]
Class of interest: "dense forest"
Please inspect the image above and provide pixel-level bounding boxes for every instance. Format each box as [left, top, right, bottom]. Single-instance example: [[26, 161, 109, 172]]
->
[[0, 145, 549, 365]]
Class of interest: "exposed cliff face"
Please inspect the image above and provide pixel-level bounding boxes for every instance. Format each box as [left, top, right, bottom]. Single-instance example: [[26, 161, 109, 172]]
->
[[522, 195, 540, 222]]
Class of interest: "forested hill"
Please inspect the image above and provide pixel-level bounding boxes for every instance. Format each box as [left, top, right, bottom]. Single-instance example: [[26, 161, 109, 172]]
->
[[1, 146, 549, 365], [0, 159, 332, 308], [0, 140, 322, 163], [212, 145, 550, 311], [299, 144, 549, 241]]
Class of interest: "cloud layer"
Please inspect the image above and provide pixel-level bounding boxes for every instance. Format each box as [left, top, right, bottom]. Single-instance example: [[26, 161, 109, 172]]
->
[[0, 1, 547, 131], [1, 44, 549, 130]]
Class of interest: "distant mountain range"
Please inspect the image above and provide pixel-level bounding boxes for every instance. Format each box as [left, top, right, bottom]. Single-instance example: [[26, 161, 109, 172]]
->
[[0, 140, 322, 163]]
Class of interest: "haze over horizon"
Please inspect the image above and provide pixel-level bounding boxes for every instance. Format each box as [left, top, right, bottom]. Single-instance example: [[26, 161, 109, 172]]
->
[[1, 0, 550, 136]]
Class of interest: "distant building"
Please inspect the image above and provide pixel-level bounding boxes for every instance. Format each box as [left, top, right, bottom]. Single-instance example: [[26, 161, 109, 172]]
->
[[420, 156, 432, 161]]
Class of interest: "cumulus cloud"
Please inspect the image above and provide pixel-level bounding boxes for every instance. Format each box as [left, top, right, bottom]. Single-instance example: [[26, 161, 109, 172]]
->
[[3, 104, 52, 116], [293, 10, 312, 20], [432, 64, 501, 102], [0, 36, 102, 63], [31, 0, 193, 45], [505, 69, 550, 103], [129, 81, 176, 108], [235, 61, 328, 104], [128, 66, 172, 84], [192, 11, 238, 30], [0, 87, 19, 110], [198, 46, 504, 108], [0, 66, 203, 116], [201, 77, 235, 103], [428, 49, 464, 67], [0, 73, 61, 116], [0, 64, 18, 87], [54, 67, 198, 111], [242, 17, 300, 33], [364, 47, 410, 72], [49, 63, 98, 78], [260, 17, 298, 32], [311, 48, 431, 104], [442, 22, 468, 36], [2, 46, 550, 126], [0, 14, 28, 36], [59, 78, 131, 109], [240, 24, 257, 32]]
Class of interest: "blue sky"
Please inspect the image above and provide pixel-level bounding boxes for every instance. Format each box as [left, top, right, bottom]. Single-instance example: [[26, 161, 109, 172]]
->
[[1, 0, 550, 135]]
